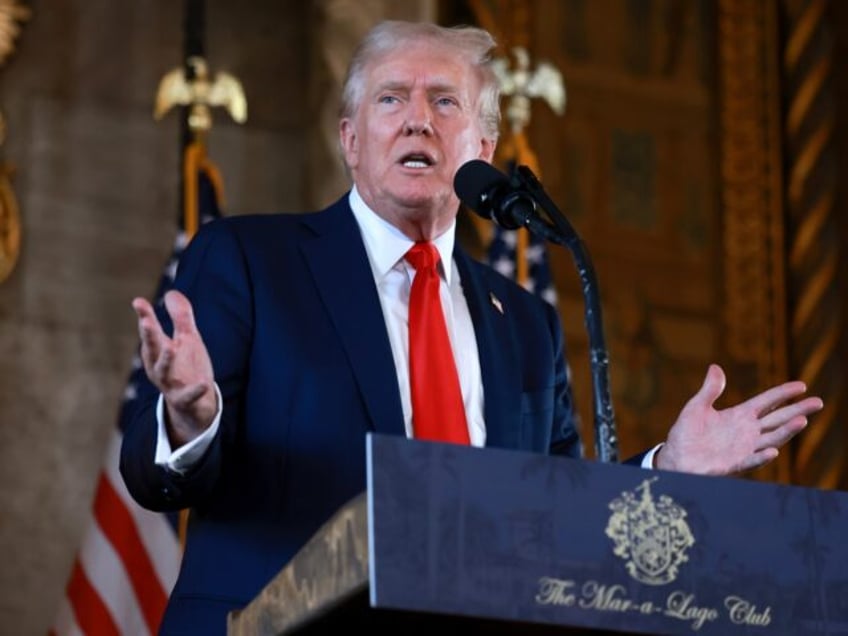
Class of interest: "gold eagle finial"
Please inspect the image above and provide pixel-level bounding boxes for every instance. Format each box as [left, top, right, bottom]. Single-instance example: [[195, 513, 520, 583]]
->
[[491, 47, 566, 134], [153, 56, 247, 132]]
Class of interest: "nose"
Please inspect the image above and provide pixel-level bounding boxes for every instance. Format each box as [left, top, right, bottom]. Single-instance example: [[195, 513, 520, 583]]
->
[[403, 99, 433, 136], [403, 120, 432, 135]]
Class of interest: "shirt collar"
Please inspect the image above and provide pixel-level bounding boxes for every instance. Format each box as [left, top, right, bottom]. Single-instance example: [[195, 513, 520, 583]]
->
[[348, 185, 456, 283]]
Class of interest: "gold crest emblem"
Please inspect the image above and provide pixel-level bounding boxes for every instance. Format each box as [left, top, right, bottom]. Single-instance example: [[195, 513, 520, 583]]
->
[[605, 477, 695, 586]]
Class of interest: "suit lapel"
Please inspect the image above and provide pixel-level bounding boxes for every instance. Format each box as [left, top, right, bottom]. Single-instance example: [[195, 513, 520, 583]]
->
[[455, 249, 522, 449], [300, 199, 405, 437], [298, 203, 523, 446]]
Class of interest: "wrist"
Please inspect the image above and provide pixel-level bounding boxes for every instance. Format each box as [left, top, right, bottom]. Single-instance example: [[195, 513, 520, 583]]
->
[[165, 386, 217, 447]]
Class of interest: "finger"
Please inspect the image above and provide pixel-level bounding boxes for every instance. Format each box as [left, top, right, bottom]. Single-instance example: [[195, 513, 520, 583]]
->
[[131, 296, 155, 319], [688, 363, 726, 409], [133, 297, 167, 367], [164, 290, 199, 338], [759, 396, 823, 432], [756, 415, 809, 450], [152, 345, 175, 386], [738, 447, 779, 473], [747, 381, 809, 417]]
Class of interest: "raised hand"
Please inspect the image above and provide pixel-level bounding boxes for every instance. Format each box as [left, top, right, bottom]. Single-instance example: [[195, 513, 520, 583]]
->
[[132, 289, 218, 447], [655, 364, 824, 475]]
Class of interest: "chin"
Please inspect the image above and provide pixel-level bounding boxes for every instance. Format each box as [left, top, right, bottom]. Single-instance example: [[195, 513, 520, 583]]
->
[[399, 192, 450, 212], [395, 181, 450, 204]]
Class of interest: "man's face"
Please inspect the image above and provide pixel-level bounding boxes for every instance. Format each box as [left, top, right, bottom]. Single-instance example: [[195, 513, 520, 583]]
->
[[340, 40, 496, 238]]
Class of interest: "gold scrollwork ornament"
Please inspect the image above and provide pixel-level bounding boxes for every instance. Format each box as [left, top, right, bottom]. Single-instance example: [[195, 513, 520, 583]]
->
[[0, 0, 29, 282], [0, 108, 19, 282], [0, 0, 31, 66], [0, 159, 20, 283]]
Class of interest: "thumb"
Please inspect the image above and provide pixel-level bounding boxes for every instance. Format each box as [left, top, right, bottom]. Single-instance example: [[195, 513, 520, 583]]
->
[[164, 290, 198, 336], [689, 363, 726, 410]]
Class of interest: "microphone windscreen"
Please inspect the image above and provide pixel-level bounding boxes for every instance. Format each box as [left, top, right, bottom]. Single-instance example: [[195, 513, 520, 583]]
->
[[453, 159, 509, 215]]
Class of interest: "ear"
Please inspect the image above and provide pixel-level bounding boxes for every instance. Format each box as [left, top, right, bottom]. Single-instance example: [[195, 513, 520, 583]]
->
[[339, 119, 358, 169], [478, 137, 496, 163]]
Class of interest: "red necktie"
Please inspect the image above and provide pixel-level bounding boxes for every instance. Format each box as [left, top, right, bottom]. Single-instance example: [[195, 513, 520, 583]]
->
[[405, 242, 470, 444]]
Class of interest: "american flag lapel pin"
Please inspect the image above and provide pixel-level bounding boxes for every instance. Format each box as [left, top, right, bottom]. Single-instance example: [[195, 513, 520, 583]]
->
[[489, 291, 504, 315]]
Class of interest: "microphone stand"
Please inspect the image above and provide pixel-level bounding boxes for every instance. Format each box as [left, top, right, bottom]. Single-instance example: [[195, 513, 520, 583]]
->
[[512, 165, 619, 463]]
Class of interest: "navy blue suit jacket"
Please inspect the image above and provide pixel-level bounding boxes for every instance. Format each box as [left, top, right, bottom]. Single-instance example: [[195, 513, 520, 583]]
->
[[120, 195, 583, 634]]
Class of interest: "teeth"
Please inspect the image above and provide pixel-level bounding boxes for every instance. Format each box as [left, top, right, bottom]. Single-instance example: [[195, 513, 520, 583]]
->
[[403, 160, 429, 168]]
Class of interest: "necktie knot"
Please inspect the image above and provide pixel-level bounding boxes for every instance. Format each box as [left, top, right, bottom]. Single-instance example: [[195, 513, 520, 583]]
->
[[405, 242, 439, 273]]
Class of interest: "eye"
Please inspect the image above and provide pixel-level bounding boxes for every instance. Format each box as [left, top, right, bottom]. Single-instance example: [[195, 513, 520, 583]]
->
[[379, 94, 401, 105], [435, 96, 458, 107]]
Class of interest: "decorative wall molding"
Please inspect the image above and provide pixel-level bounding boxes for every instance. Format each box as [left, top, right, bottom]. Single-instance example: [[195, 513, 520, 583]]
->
[[717, 0, 788, 388]]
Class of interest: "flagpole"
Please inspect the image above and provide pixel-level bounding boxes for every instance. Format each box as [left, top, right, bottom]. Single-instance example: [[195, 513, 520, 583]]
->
[[181, 0, 205, 240], [153, 0, 245, 549]]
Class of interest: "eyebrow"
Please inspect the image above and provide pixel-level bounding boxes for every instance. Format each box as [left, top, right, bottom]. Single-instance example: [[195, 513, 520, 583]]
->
[[374, 80, 462, 96]]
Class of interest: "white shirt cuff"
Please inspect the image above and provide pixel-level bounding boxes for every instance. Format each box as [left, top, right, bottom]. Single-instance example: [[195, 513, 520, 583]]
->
[[641, 443, 663, 469], [154, 383, 223, 475]]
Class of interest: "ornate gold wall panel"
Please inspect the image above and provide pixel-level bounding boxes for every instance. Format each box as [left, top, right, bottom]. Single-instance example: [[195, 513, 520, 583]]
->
[[716, 0, 789, 482], [717, 0, 787, 386]]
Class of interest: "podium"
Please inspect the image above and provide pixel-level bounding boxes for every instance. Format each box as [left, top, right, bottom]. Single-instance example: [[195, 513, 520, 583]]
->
[[229, 434, 848, 635]]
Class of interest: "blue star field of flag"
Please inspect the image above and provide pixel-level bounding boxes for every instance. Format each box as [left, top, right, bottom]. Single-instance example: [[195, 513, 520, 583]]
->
[[487, 225, 559, 307]]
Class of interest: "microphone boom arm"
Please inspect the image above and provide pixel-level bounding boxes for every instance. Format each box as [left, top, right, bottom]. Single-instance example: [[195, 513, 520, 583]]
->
[[514, 165, 619, 463]]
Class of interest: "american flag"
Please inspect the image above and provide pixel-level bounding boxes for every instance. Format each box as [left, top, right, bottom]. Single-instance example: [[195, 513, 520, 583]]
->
[[487, 224, 559, 307], [50, 161, 222, 635]]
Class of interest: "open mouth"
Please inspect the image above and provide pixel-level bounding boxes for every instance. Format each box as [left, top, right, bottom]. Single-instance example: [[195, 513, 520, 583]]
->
[[400, 153, 434, 169]]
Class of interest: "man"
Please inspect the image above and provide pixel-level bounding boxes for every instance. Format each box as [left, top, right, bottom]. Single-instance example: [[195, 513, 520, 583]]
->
[[121, 21, 823, 635]]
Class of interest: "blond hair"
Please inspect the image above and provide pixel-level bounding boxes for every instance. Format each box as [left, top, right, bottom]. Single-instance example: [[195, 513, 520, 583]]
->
[[339, 20, 501, 141]]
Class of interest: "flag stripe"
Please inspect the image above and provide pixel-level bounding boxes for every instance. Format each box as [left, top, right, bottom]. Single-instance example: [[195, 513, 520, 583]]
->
[[77, 517, 151, 635], [66, 561, 121, 636], [58, 433, 180, 636], [93, 472, 168, 634], [102, 432, 181, 592]]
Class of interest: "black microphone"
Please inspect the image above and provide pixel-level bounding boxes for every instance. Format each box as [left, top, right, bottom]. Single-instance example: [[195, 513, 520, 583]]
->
[[453, 159, 535, 230], [454, 159, 566, 245]]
